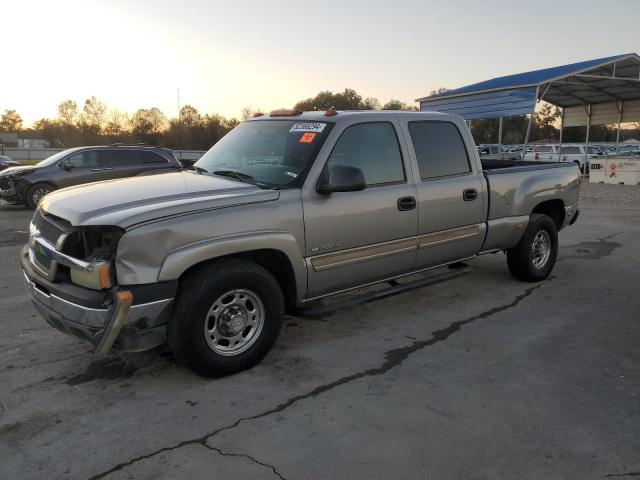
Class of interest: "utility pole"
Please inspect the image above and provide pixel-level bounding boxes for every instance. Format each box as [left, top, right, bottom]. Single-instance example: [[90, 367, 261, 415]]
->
[[177, 88, 182, 158]]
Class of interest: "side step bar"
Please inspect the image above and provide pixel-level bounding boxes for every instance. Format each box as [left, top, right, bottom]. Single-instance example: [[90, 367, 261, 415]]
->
[[295, 263, 471, 319]]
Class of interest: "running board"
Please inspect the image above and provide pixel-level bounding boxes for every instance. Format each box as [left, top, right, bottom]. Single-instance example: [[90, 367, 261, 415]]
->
[[294, 263, 471, 319]]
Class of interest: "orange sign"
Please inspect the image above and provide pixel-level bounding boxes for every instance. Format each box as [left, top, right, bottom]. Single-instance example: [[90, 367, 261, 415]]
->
[[299, 132, 317, 143]]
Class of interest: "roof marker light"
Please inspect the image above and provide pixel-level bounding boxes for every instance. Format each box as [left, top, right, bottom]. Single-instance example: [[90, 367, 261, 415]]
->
[[269, 109, 303, 116]]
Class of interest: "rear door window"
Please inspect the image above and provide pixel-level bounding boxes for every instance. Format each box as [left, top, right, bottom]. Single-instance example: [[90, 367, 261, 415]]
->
[[109, 150, 140, 166], [408, 121, 471, 179]]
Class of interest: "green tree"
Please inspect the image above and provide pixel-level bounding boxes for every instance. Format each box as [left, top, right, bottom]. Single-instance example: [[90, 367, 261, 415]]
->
[[130, 107, 168, 143], [295, 88, 373, 111], [382, 99, 417, 111], [81, 96, 107, 132], [57, 100, 79, 125], [0, 109, 23, 132]]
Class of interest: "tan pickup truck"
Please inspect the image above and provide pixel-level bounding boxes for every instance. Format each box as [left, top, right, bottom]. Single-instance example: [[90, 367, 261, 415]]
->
[[22, 110, 580, 377]]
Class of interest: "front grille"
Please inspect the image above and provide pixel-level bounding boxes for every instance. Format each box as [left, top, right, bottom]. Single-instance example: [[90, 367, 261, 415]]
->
[[33, 209, 69, 246], [0, 177, 11, 190], [33, 243, 52, 269]]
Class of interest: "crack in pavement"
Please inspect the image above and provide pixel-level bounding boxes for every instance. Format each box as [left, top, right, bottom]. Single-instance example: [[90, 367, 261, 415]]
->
[[203, 443, 288, 480], [604, 473, 640, 478], [88, 283, 543, 479]]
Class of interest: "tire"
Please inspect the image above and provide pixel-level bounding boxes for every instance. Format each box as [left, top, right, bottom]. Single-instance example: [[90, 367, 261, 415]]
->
[[26, 182, 55, 209], [573, 160, 582, 173], [507, 214, 558, 282], [168, 258, 284, 378]]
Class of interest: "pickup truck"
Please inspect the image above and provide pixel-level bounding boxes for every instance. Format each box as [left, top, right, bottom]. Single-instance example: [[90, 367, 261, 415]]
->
[[524, 144, 602, 173], [21, 110, 581, 377]]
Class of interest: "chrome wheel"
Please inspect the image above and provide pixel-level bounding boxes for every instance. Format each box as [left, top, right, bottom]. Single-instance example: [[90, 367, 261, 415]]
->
[[204, 289, 265, 356], [531, 230, 551, 269], [32, 187, 51, 204]]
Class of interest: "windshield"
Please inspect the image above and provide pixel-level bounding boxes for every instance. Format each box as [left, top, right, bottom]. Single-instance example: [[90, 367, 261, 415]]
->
[[194, 120, 331, 188], [36, 148, 79, 167]]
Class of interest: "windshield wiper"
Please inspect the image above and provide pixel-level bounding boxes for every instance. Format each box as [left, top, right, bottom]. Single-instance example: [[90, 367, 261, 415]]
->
[[213, 170, 256, 185], [193, 166, 209, 174]]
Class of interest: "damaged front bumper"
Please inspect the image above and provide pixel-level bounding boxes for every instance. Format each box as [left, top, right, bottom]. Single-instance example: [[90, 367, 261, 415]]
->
[[21, 245, 175, 353]]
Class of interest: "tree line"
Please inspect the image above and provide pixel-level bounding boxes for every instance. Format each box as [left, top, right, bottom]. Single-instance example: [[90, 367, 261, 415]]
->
[[1, 89, 637, 150]]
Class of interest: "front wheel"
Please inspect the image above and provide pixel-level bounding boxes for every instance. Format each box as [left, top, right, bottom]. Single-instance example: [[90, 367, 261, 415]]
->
[[26, 182, 55, 209], [507, 214, 558, 282], [169, 258, 284, 378]]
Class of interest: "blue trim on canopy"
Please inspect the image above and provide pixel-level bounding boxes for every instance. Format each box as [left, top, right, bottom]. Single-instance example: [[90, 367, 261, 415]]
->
[[425, 54, 632, 100]]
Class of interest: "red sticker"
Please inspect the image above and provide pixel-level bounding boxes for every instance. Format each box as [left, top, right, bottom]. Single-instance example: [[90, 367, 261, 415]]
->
[[299, 132, 317, 143]]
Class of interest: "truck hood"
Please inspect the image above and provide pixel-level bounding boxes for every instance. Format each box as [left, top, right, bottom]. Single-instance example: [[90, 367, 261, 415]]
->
[[41, 171, 279, 228]]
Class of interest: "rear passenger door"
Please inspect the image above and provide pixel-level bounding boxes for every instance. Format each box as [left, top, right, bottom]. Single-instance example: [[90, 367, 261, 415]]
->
[[104, 149, 169, 179], [402, 119, 487, 268]]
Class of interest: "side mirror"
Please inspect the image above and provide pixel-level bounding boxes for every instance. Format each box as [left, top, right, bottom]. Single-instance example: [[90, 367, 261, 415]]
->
[[61, 163, 74, 171], [317, 165, 365, 194]]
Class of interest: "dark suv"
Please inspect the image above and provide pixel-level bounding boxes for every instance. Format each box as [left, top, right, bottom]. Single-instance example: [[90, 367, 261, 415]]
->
[[0, 145, 181, 208]]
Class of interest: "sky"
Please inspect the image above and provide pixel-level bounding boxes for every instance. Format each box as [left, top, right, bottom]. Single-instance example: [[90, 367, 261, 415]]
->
[[3, 0, 639, 125]]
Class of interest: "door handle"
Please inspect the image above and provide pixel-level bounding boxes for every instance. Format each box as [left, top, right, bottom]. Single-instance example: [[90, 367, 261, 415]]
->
[[90, 168, 102, 171], [463, 189, 478, 201], [397, 196, 416, 211], [103, 167, 113, 170]]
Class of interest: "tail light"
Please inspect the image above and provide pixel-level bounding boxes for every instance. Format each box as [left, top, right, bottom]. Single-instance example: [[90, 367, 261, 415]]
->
[[535, 152, 539, 160]]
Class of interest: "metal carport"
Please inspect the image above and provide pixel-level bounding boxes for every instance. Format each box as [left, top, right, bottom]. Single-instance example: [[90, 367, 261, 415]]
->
[[417, 53, 640, 156]]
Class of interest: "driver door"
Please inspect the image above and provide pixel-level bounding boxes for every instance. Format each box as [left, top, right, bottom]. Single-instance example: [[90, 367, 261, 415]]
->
[[57, 150, 109, 188], [301, 121, 418, 298]]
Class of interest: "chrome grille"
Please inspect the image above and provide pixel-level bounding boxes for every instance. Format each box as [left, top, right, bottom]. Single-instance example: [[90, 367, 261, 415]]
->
[[33, 210, 68, 246]]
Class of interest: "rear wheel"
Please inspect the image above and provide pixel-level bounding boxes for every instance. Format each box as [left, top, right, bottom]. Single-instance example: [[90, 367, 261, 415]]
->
[[507, 214, 558, 282], [26, 182, 55, 209], [169, 258, 284, 378]]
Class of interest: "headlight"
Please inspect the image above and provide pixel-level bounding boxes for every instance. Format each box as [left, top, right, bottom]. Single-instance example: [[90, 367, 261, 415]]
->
[[61, 226, 123, 290], [70, 261, 113, 290]]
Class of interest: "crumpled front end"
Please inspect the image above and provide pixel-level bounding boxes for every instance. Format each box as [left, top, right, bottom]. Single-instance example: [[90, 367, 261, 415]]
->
[[22, 208, 176, 353]]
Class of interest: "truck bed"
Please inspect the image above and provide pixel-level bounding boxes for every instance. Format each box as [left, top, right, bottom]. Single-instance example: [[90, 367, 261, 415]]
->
[[480, 159, 580, 222]]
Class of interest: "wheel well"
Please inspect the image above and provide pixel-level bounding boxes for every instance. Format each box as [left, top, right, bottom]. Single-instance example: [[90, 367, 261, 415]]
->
[[178, 249, 297, 312], [532, 199, 565, 230]]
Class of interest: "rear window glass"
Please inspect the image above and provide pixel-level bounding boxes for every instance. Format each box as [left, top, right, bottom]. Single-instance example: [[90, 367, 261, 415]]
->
[[409, 121, 471, 179], [534, 146, 553, 153], [560, 146, 580, 154]]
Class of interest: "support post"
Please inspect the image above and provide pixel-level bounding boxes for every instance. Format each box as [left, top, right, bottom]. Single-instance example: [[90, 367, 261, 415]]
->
[[498, 117, 503, 159], [615, 100, 623, 154], [584, 104, 592, 175], [523, 113, 534, 160], [522, 86, 540, 160], [558, 108, 564, 160]]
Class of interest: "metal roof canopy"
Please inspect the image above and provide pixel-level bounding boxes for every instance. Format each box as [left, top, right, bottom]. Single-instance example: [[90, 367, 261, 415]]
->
[[417, 53, 640, 156]]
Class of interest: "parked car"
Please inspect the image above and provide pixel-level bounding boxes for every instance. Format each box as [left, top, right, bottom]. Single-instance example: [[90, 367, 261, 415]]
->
[[524, 144, 601, 172], [618, 144, 640, 156], [477, 144, 518, 161], [22, 110, 580, 377], [0, 145, 181, 208], [0, 155, 20, 171]]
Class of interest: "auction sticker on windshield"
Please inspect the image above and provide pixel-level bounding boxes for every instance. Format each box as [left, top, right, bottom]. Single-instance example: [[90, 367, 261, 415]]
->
[[289, 122, 326, 133]]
